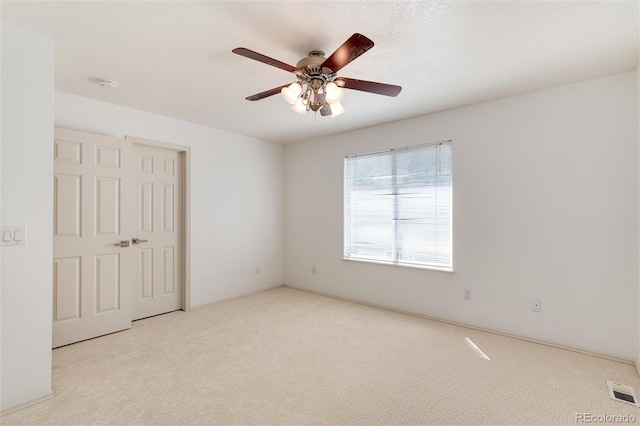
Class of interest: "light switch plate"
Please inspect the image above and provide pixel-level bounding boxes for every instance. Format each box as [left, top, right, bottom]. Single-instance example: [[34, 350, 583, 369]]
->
[[1, 226, 26, 246]]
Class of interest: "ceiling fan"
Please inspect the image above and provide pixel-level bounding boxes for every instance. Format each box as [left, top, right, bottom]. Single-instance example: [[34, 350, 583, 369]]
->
[[232, 33, 402, 118]]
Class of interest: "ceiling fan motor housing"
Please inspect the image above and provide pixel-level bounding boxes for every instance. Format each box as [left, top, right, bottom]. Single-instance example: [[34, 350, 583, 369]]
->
[[296, 50, 335, 86], [295, 50, 325, 68], [293, 50, 338, 111]]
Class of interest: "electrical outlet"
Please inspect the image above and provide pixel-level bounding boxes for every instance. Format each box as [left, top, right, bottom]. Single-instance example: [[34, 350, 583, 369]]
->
[[532, 299, 542, 312], [255, 267, 260, 275], [463, 289, 471, 300], [312, 266, 317, 275]]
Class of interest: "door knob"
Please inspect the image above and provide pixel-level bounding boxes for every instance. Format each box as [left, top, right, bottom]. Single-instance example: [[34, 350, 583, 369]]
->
[[132, 238, 148, 244], [114, 240, 130, 247]]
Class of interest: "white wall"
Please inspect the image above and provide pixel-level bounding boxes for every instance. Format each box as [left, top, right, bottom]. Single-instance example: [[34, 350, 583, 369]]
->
[[285, 71, 639, 360], [1, 24, 54, 412], [637, 63, 640, 372], [55, 92, 285, 306], [2, 24, 284, 412]]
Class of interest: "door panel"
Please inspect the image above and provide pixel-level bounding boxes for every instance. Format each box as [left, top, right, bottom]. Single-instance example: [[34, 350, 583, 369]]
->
[[95, 253, 120, 312], [53, 128, 133, 348], [132, 145, 182, 320], [139, 248, 154, 299], [54, 139, 82, 163], [162, 184, 174, 231], [140, 182, 153, 232], [163, 246, 175, 294], [54, 174, 81, 236], [53, 257, 81, 321], [95, 177, 121, 235]]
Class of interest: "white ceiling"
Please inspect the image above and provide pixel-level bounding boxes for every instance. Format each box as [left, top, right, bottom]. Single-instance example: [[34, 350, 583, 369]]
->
[[2, 1, 639, 144]]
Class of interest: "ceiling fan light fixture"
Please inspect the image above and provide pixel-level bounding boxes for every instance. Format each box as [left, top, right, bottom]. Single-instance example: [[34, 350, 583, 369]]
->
[[324, 82, 344, 104], [292, 98, 307, 115], [330, 102, 345, 118], [281, 82, 301, 104]]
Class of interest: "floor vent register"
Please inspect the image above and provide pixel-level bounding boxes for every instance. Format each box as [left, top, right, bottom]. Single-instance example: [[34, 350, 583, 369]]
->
[[607, 380, 639, 407]]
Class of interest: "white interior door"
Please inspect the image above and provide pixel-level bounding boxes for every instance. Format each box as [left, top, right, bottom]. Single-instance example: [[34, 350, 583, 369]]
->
[[131, 144, 183, 320], [53, 128, 134, 348]]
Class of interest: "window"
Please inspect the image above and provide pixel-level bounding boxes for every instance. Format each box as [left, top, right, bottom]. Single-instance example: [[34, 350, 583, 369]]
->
[[344, 141, 452, 270]]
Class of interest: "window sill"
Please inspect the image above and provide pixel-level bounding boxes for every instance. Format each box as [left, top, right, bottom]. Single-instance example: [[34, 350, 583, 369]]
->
[[342, 257, 454, 273]]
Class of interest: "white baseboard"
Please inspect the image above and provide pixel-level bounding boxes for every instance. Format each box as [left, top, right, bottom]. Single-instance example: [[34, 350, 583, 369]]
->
[[1, 390, 53, 417], [284, 285, 636, 366], [636, 361, 640, 378], [191, 284, 285, 310]]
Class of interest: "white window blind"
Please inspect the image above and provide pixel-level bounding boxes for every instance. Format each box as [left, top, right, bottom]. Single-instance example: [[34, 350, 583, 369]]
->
[[344, 141, 452, 270]]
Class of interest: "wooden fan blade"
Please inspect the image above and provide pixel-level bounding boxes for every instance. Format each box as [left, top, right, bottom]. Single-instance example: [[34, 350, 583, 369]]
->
[[338, 77, 402, 97], [245, 84, 289, 101], [321, 33, 374, 73], [232, 47, 297, 73]]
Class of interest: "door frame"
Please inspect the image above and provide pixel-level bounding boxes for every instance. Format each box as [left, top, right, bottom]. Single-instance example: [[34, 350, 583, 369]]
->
[[126, 135, 191, 312]]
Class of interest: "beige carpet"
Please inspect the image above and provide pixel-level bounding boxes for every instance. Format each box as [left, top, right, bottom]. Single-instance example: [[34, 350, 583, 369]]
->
[[3, 286, 639, 425]]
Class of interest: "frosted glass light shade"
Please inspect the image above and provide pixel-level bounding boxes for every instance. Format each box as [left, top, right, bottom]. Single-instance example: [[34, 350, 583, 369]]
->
[[292, 98, 307, 115], [330, 102, 345, 118], [281, 82, 302, 104], [324, 82, 344, 104]]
